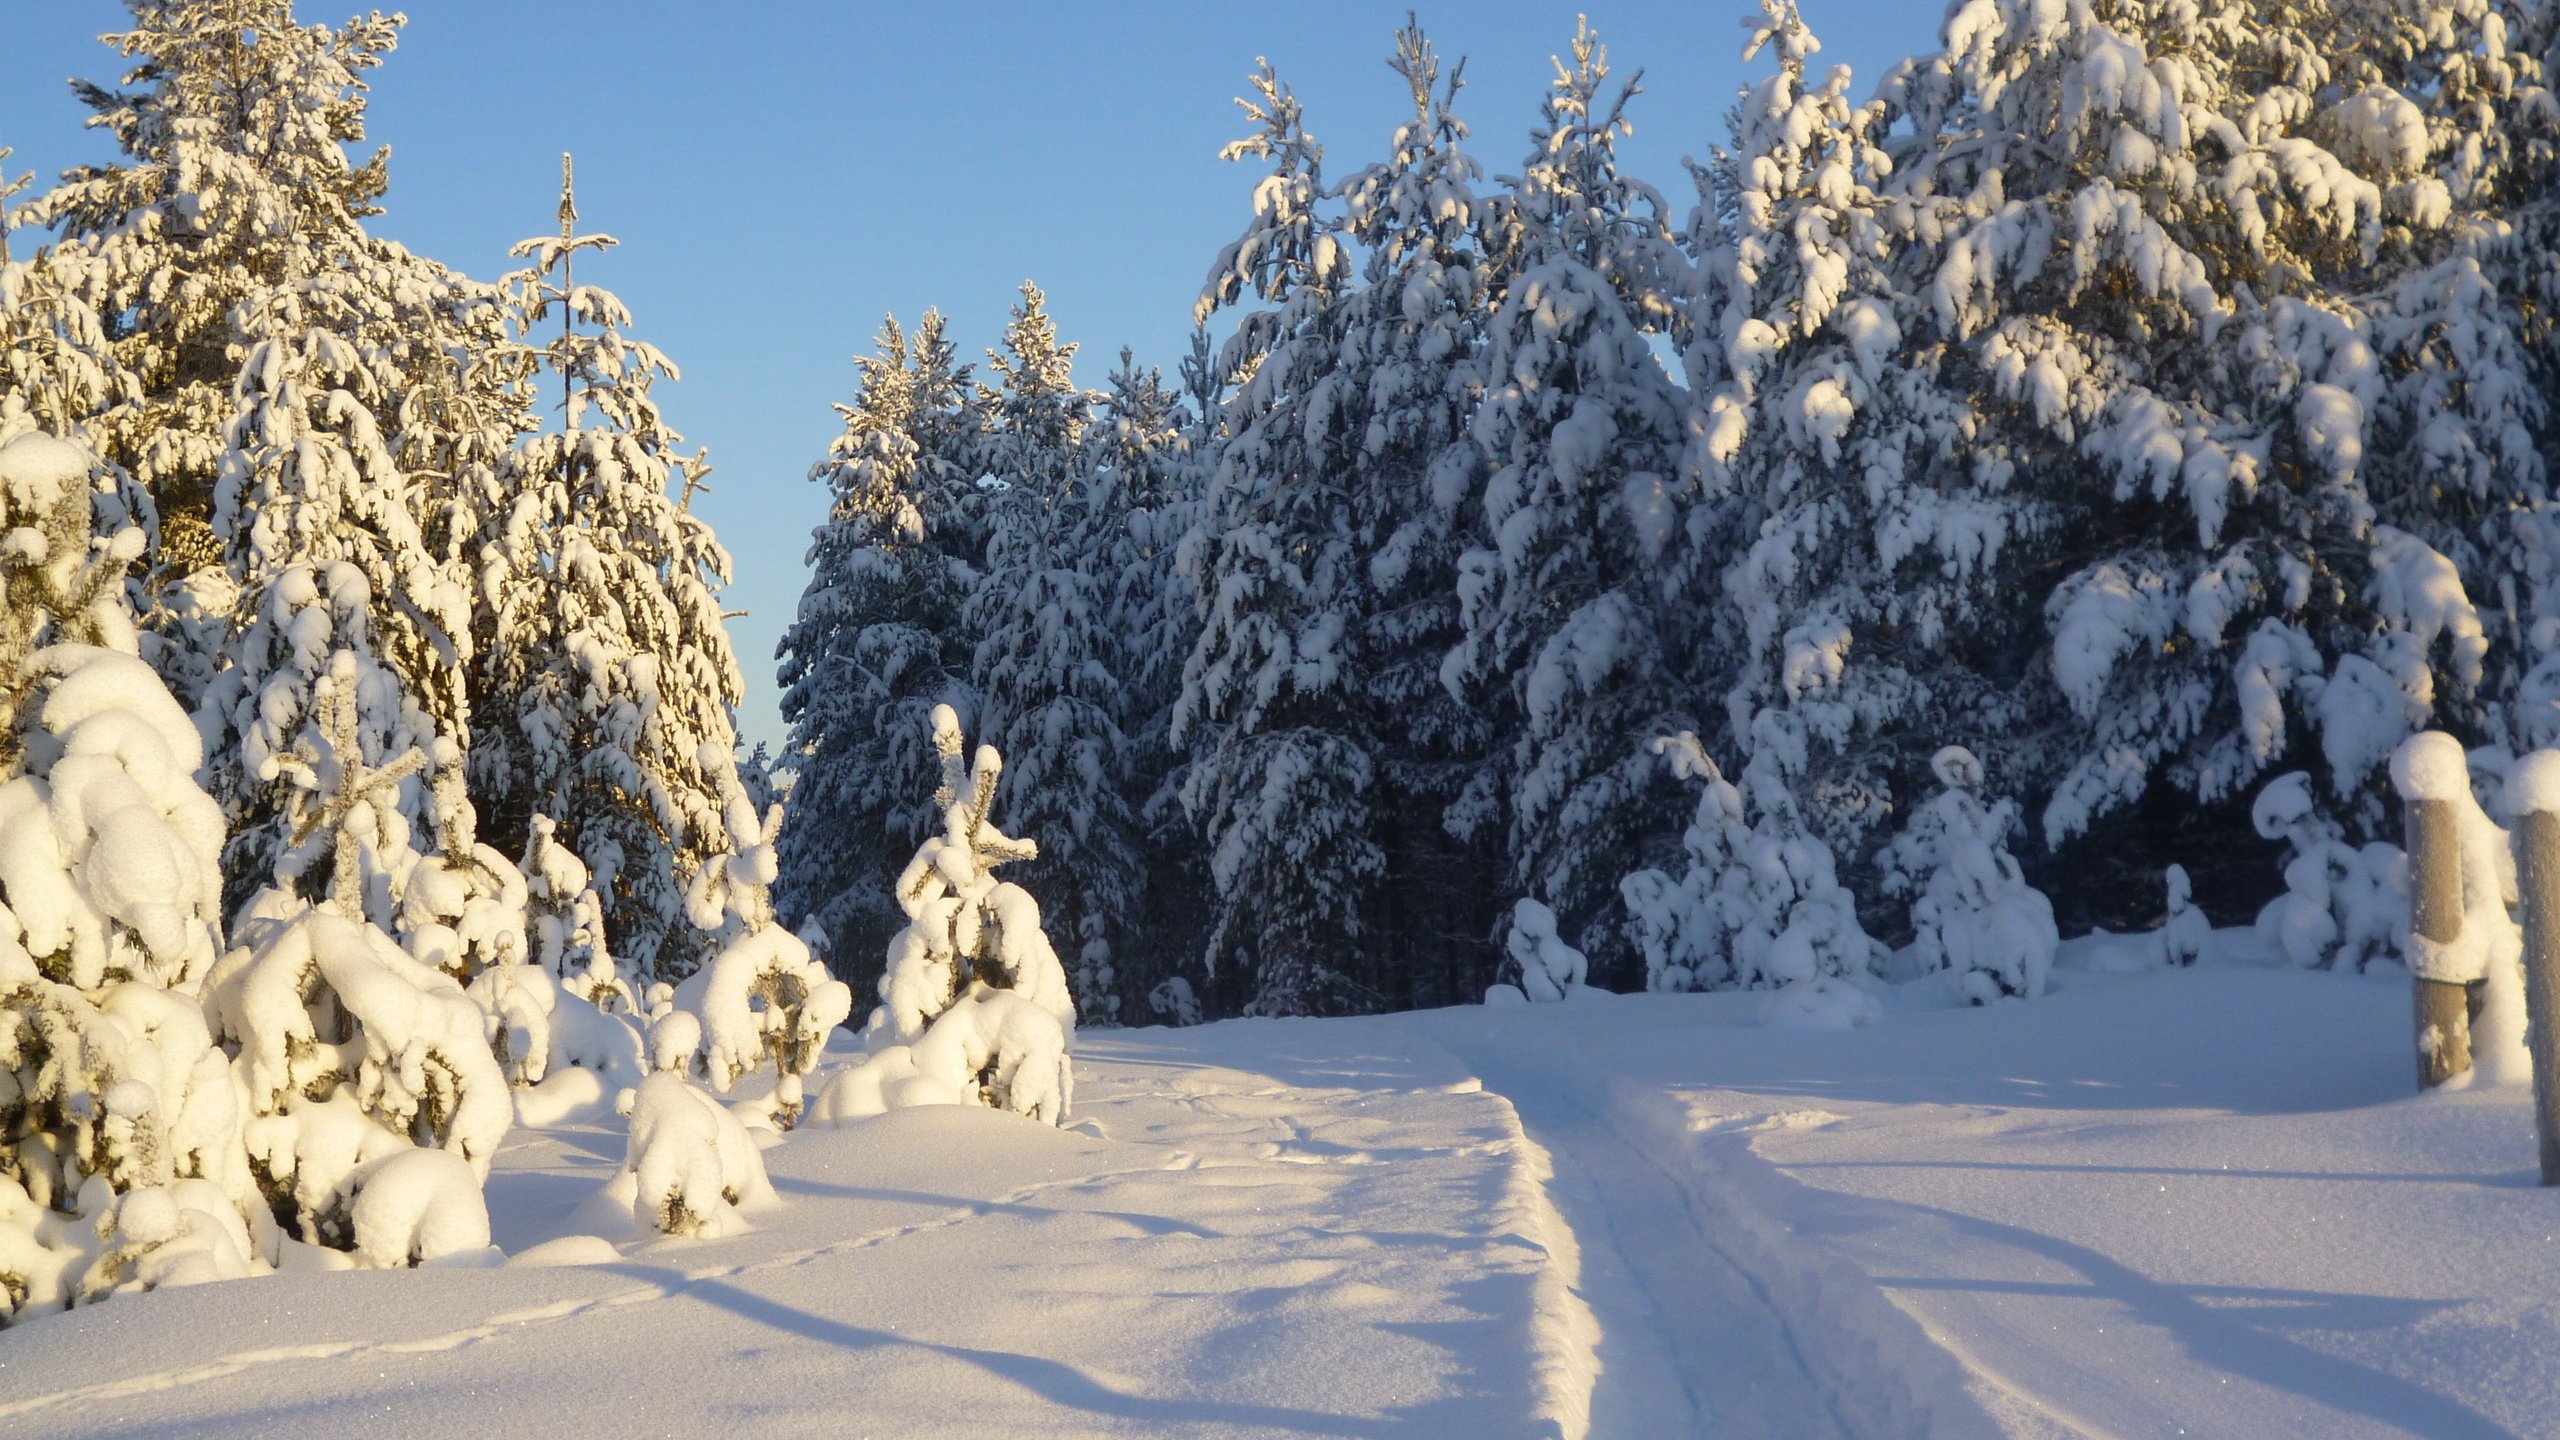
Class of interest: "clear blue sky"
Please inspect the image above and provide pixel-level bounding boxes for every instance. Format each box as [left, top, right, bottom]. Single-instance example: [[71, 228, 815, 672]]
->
[[1, 1, 1946, 750]]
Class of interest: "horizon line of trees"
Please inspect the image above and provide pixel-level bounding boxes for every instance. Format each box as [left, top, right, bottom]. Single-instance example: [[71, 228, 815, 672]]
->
[[777, 0, 2560, 1020]]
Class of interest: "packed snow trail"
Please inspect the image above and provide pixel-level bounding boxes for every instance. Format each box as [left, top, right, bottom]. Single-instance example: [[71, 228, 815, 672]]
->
[[1412, 945, 2560, 1440], [1429, 1014, 1997, 1440]]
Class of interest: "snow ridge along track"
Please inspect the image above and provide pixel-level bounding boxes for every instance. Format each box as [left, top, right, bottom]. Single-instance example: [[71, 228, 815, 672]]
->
[[1432, 1022, 2009, 1440]]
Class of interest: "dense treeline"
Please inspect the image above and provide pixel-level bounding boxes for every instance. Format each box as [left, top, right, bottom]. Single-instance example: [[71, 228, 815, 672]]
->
[[780, 0, 2560, 1019]]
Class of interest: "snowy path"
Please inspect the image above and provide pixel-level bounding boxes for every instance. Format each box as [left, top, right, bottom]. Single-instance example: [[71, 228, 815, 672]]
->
[[1413, 952, 2560, 1440], [8, 952, 2560, 1438], [1433, 1019, 1994, 1440]]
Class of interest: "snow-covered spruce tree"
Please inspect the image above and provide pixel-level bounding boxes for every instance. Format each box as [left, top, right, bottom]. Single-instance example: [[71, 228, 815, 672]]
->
[[0, 432, 265, 1321], [1683, 0, 1994, 886], [1177, 58, 1386, 1016], [774, 312, 987, 989], [199, 262, 476, 913], [200, 655, 506, 1265], [1084, 350, 1207, 1020], [15, 7, 516, 754], [0, 433, 152, 745], [473, 160, 747, 983], [1453, 20, 1692, 977], [965, 283, 1141, 1029], [11, 2, 403, 587], [195, 561, 436, 924], [1339, 19, 1510, 1007], [1118, 327, 1232, 1025], [0, 212, 134, 456], [1845, 0, 2537, 902], [668, 746, 852, 1131], [2349, 3, 2560, 754], [1620, 731, 1883, 1011], [816, 705, 1075, 1126], [0, 149, 23, 264], [1877, 745, 2058, 1003]]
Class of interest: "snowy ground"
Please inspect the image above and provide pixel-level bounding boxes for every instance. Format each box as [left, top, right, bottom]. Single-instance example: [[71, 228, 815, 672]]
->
[[4, 936, 2557, 1438]]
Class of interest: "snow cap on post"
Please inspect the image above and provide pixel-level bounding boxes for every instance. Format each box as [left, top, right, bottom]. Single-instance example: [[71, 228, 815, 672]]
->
[[2508, 751, 2560, 819], [2390, 730, 2472, 805]]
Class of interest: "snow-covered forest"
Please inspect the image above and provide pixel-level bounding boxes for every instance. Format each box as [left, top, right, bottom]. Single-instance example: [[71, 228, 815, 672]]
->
[[781, 0, 2560, 1027], [9, 1, 2560, 1436]]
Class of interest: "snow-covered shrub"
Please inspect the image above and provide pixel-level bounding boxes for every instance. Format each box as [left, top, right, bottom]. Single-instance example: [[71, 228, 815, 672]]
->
[[523, 815, 627, 1011], [1620, 731, 1884, 998], [0, 647, 264, 1320], [2250, 773, 2407, 971], [0, 435, 266, 1322], [618, 1072, 774, 1239], [504, 814, 648, 1126], [673, 927, 848, 1129], [399, 751, 530, 983], [396, 753, 560, 1087], [1147, 976, 1202, 1027], [1495, 899, 1588, 1003], [818, 705, 1075, 1126], [206, 902, 510, 1255], [1759, 976, 1885, 1030], [669, 746, 853, 1129], [2159, 865, 2210, 968], [347, 1149, 492, 1268], [1880, 747, 2058, 1004]]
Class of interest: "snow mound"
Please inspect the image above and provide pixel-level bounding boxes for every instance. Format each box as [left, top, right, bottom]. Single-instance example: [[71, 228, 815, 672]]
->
[[619, 1072, 776, 1238]]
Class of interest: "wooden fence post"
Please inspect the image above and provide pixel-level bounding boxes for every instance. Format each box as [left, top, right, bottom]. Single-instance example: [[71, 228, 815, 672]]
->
[[2508, 753, 2560, 1184], [2396, 733, 2473, 1090]]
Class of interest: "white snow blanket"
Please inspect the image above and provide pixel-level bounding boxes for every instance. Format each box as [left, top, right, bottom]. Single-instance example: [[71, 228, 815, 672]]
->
[[2, 933, 2556, 1439]]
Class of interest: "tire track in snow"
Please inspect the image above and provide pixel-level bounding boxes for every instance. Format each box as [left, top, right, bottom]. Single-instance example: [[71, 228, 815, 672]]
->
[[1441, 1028, 2012, 1440], [0, 1159, 1180, 1425], [1434, 1037, 1865, 1440]]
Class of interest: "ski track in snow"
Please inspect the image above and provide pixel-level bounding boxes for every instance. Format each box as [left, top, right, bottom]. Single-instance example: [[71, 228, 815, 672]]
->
[[1431, 1027, 1997, 1440]]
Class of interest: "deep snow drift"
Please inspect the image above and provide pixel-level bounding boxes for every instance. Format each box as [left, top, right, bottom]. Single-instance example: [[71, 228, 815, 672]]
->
[[2, 933, 2555, 1439]]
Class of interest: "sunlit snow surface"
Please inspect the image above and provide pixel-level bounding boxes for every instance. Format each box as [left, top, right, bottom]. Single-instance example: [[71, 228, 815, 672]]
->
[[4, 932, 2556, 1439]]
